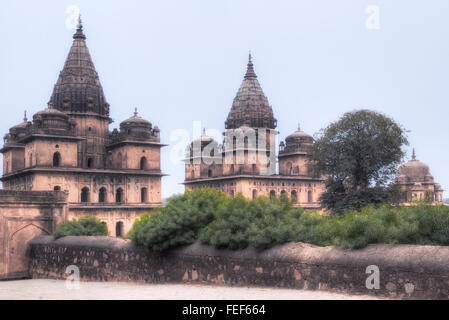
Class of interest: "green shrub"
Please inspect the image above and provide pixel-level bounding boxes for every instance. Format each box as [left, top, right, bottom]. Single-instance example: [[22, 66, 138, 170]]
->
[[53, 216, 108, 239], [128, 188, 227, 252], [128, 187, 449, 252]]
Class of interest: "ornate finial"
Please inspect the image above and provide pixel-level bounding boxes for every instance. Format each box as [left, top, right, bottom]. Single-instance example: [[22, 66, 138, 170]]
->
[[244, 51, 257, 80], [23, 110, 27, 122], [134, 108, 138, 117], [73, 14, 86, 40], [203, 128, 206, 135], [77, 14, 83, 30], [412, 148, 416, 161], [297, 123, 301, 131]]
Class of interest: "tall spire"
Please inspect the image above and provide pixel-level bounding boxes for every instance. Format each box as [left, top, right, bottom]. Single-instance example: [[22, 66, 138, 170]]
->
[[134, 108, 138, 117], [244, 51, 257, 80], [225, 52, 277, 129], [49, 15, 109, 116], [23, 110, 27, 123], [412, 148, 416, 161]]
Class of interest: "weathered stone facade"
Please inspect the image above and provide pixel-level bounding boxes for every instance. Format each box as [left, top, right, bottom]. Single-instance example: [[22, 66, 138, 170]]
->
[[397, 149, 444, 204], [0, 19, 165, 239], [30, 236, 449, 299], [184, 55, 325, 208], [0, 191, 67, 279]]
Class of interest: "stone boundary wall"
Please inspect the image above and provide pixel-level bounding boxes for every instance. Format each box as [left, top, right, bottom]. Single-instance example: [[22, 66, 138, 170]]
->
[[29, 236, 449, 299]]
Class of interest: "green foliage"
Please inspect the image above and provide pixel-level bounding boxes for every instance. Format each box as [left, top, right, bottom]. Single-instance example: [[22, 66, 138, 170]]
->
[[53, 216, 108, 239], [129, 188, 449, 252], [308, 109, 409, 214], [199, 195, 304, 250], [127, 188, 227, 252]]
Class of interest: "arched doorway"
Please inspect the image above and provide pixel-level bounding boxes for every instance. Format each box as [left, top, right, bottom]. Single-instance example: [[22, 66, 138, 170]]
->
[[99, 187, 107, 203], [53, 152, 61, 167], [141, 187, 148, 203], [291, 190, 298, 203], [116, 188, 123, 203], [115, 221, 124, 237], [308, 190, 313, 203], [81, 187, 90, 203], [270, 190, 276, 199], [252, 189, 258, 200], [140, 157, 147, 170]]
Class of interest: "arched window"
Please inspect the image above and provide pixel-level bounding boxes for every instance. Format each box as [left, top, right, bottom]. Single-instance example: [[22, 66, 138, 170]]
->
[[229, 190, 235, 197], [54, 186, 61, 191], [191, 170, 195, 179], [81, 187, 90, 203], [208, 169, 212, 177], [252, 164, 257, 174], [53, 152, 61, 167], [140, 157, 147, 170], [5, 160, 9, 173], [87, 157, 93, 168], [117, 152, 122, 169], [29, 153, 33, 167], [287, 162, 292, 175], [116, 221, 123, 237], [141, 187, 148, 203], [281, 190, 286, 196], [230, 164, 234, 174], [291, 190, 298, 203], [99, 187, 107, 203], [308, 190, 313, 203], [116, 188, 123, 203], [270, 190, 276, 199], [252, 189, 258, 200]]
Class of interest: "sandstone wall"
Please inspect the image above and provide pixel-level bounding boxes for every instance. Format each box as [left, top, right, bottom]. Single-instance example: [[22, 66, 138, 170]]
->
[[0, 191, 67, 279], [29, 236, 449, 299]]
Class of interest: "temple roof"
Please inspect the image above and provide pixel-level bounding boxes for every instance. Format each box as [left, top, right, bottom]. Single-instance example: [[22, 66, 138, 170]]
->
[[48, 16, 109, 117], [398, 149, 434, 184], [225, 54, 277, 129]]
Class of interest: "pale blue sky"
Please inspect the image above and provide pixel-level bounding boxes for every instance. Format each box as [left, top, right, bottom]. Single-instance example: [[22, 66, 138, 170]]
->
[[1, 0, 448, 199]]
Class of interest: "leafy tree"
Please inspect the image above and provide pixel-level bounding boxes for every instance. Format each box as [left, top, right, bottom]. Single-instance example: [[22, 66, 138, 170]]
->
[[308, 109, 408, 214], [53, 216, 108, 239]]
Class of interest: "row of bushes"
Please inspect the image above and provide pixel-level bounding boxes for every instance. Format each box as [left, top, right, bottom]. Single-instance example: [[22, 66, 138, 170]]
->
[[128, 188, 449, 251]]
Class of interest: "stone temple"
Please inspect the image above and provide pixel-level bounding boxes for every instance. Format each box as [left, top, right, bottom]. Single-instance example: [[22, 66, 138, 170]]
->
[[183, 54, 326, 208], [397, 149, 444, 203], [0, 18, 165, 278]]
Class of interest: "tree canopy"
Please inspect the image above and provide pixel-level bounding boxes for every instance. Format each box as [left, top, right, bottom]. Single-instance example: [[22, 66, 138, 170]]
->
[[308, 109, 408, 214]]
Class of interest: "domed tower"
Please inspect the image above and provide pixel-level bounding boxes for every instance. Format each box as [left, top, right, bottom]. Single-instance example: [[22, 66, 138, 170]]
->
[[397, 149, 444, 202], [279, 124, 314, 176], [223, 54, 277, 176], [106, 109, 163, 171], [1, 112, 31, 174], [47, 17, 110, 169], [185, 129, 221, 180]]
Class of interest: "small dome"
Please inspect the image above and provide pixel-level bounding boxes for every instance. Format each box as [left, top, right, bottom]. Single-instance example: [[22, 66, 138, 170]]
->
[[435, 183, 444, 191], [34, 107, 68, 118], [121, 108, 151, 126], [285, 124, 313, 142], [191, 129, 217, 146], [280, 124, 314, 154], [398, 149, 433, 184]]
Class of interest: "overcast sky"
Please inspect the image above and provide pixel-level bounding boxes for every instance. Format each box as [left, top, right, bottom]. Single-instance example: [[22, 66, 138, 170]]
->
[[1, 0, 448, 199]]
